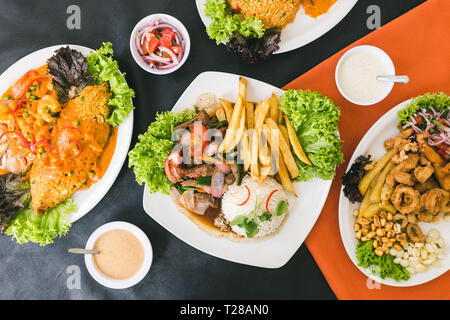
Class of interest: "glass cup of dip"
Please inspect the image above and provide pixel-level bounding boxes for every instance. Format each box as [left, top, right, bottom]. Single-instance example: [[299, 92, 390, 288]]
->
[[335, 45, 396, 106], [85, 221, 153, 289]]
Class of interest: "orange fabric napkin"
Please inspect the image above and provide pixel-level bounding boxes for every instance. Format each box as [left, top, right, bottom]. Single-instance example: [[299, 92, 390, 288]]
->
[[283, 0, 450, 300]]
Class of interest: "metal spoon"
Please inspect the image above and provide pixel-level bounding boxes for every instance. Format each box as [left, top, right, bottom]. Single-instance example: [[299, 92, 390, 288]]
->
[[376, 75, 409, 84], [68, 248, 100, 255]]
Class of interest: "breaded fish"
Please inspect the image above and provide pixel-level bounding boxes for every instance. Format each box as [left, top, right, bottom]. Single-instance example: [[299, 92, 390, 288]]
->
[[30, 84, 111, 215], [227, 0, 301, 29]]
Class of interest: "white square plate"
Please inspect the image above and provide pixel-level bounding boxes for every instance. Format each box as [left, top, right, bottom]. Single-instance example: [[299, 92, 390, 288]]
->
[[143, 71, 333, 268]]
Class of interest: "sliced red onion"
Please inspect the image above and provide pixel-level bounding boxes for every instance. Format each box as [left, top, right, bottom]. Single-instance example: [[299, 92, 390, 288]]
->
[[182, 190, 195, 211], [159, 46, 179, 64], [203, 143, 218, 156], [211, 168, 225, 198], [149, 53, 171, 64]]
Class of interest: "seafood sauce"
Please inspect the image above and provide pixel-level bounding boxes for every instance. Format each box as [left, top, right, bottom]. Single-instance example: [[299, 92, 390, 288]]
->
[[93, 229, 145, 280]]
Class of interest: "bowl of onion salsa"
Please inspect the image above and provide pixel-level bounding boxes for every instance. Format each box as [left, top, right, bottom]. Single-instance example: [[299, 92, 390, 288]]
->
[[130, 14, 190, 75]]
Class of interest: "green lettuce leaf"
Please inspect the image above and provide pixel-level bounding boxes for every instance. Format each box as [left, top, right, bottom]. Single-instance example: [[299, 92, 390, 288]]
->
[[280, 89, 344, 181], [6, 198, 77, 246], [128, 109, 198, 194], [397, 92, 450, 125], [204, 0, 265, 44], [356, 240, 410, 282], [86, 42, 135, 127]]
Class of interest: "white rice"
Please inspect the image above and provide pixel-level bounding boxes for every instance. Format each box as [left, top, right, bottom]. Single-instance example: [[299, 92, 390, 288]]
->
[[222, 175, 288, 238]]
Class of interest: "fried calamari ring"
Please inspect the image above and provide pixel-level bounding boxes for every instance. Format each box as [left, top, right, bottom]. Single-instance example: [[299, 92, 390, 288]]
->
[[390, 185, 420, 214]]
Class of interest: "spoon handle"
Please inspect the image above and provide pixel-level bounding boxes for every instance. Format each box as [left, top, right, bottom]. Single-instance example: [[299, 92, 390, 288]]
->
[[376, 75, 409, 84], [68, 248, 100, 255]]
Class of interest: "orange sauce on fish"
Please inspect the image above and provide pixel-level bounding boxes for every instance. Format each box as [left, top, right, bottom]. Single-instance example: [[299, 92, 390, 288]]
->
[[83, 127, 118, 189], [1, 66, 117, 194], [302, 0, 337, 18]]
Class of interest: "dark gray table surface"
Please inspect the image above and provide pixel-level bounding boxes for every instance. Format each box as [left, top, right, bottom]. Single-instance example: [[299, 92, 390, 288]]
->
[[0, 0, 425, 300]]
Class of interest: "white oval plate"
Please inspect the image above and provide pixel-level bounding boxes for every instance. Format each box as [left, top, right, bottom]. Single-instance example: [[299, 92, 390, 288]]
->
[[0, 45, 134, 223], [142, 71, 334, 268], [338, 98, 450, 286], [195, 0, 358, 54]]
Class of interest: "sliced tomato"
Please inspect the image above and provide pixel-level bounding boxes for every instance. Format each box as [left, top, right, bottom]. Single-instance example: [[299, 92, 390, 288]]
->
[[415, 116, 423, 125], [164, 157, 176, 183], [159, 35, 172, 49], [171, 45, 181, 54], [439, 118, 446, 126], [146, 33, 159, 55], [161, 28, 175, 41], [190, 123, 208, 157]]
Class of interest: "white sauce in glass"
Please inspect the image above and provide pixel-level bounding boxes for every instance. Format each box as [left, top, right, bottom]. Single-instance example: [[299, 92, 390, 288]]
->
[[338, 51, 391, 104]]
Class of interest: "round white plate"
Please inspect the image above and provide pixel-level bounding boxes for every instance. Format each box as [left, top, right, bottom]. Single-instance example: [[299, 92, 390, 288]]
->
[[195, 0, 358, 54], [0, 45, 134, 223], [338, 98, 450, 286], [142, 71, 334, 268]]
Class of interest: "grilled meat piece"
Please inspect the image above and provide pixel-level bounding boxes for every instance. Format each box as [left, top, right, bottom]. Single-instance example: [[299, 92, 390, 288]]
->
[[225, 173, 235, 185], [174, 110, 213, 131], [175, 164, 215, 178], [194, 193, 219, 208], [213, 212, 231, 232]]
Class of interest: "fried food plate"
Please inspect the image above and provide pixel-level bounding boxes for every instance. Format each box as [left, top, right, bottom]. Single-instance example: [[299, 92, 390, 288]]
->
[[142, 71, 333, 268], [195, 0, 357, 54], [339, 99, 450, 287], [0, 45, 133, 223]]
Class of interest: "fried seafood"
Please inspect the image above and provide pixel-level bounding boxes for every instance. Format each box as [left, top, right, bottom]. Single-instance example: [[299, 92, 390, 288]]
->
[[391, 153, 419, 186], [417, 133, 450, 191], [413, 154, 434, 183], [406, 223, 425, 243], [30, 84, 111, 215], [419, 188, 449, 215], [390, 184, 420, 214]]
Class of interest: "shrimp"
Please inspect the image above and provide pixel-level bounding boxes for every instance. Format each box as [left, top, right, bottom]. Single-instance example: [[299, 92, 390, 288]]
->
[[390, 184, 420, 214], [392, 153, 419, 186], [414, 154, 435, 183], [36, 95, 61, 123]]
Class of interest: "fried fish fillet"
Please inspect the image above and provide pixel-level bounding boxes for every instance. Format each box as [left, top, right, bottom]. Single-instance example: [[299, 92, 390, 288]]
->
[[227, 0, 301, 29], [30, 84, 111, 215]]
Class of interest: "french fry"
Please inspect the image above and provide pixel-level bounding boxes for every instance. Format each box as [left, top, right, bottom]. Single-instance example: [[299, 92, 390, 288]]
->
[[238, 77, 247, 101], [225, 107, 246, 153], [278, 124, 289, 144], [284, 115, 312, 166], [219, 96, 244, 153], [250, 129, 259, 179], [241, 130, 251, 172], [215, 107, 226, 122], [358, 149, 394, 196], [246, 102, 254, 129], [278, 153, 298, 197], [370, 160, 395, 203], [254, 100, 270, 128], [259, 125, 272, 167], [259, 165, 272, 184], [269, 93, 279, 122], [277, 107, 284, 124], [219, 98, 234, 123], [265, 118, 299, 179]]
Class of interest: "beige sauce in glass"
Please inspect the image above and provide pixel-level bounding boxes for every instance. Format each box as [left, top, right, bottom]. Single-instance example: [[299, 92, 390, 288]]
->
[[93, 229, 144, 280]]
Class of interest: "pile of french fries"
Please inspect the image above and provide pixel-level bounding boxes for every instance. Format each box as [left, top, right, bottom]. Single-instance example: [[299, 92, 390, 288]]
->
[[215, 77, 312, 197], [358, 149, 397, 218]]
